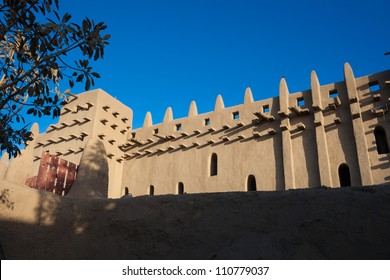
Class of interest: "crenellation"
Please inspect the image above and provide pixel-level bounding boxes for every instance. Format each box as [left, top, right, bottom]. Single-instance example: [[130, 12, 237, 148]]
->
[[188, 101, 198, 117], [244, 88, 254, 104], [214, 94, 225, 111]]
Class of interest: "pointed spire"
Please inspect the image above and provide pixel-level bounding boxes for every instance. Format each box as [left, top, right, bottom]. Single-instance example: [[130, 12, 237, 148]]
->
[[163, 107, 173, 123], [188, 101, 198, 117], [214, 94, 225, 111], [143, 112, 152, 128], [344, 62, 355, 80], [311, 70, 323, 110], [279, 77, 289, 114], [244, 87, 254, 104], [30, 122, 39, 135], [344, 62, 359, 103]]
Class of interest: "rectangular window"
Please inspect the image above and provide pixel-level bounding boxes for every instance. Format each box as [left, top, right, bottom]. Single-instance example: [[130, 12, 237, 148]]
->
[[297, 97, 305, 107], [329, 89, 338, 98], [154, 128, 159, 134], [204, 118, 210, 126], [176, 124, 182, 131], [263, 105, 270, 113], [369, 81, 380, 92], [131, 132, 136, 138], [232, 111, 240, 120]]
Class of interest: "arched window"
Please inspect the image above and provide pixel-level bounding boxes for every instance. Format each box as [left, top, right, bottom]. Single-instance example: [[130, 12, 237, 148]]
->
[[374, 126, 389, 154], [177, 182, 184, 194], [124, 187, 129, 196], [338, 164, 351, 187], [210, 153, 218, 176], [149, 185, 154, 195], [247, 175, 257, 191]]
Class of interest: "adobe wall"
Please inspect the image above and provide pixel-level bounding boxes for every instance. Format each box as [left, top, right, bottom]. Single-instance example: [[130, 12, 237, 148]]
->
[[0, 89, 133, 198], [0, 63, 389, 199], [1, 180, 390, 259], [121, 64, 390, 197]]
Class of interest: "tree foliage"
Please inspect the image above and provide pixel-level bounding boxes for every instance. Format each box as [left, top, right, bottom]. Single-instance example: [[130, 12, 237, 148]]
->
[[0, 0, 110, 158]]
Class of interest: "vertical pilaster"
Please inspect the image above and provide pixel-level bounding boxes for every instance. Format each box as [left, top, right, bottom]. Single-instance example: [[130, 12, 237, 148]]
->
[[279, 78, 295, 189], [4, 122, 39, 184], [311, 71, 333, 186], [344, 63, 373, 185]]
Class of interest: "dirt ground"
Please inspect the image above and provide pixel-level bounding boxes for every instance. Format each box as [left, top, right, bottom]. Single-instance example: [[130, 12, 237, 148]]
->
[[1, 180, 390, 259]]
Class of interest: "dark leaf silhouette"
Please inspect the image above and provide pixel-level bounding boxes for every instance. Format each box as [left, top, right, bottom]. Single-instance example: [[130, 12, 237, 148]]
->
[[0, 0, 110, 158]]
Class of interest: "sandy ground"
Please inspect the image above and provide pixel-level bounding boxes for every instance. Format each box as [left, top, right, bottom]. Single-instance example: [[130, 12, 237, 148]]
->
[[1, 180, 390, 259]]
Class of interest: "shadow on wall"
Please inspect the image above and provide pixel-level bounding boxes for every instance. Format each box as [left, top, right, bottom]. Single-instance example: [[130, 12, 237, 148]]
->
[[34, 137, 109, 237], [0, 189, 14, 210], [1, 180, 390, 259], [0, 137, 111, 259], [1, 139, 390, 260]]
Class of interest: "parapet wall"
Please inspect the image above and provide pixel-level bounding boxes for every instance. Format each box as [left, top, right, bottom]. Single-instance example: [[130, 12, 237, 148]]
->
[[121, 63, 390, 197]]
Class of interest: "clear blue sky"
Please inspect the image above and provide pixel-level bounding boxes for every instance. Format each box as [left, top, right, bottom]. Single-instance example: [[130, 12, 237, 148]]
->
[[41, 0, 390, 130]]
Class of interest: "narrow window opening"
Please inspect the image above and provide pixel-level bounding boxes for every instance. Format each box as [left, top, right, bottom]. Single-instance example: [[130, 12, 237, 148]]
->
[[204, 118, 210, 126], [232, 111, 240, 120], [369, 81, 380, 92], [131, 132, 136, 138], [177, 182, 184, 194], [247, 175, 257, 191], [338, 164, 351, 187], [154, 128, 159, 134], [176, 124, 182, 131], [210, 153, 218, 176], [263, 105, 270, 113], [124, 187, 129, 196], [329, 89, 338, 98], [297, 97, 305, 107], [374, 126, 389, 154], [149, 185, 154, 195]]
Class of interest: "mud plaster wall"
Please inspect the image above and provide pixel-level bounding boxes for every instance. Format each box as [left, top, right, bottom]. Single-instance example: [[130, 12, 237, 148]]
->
[[1, 180, 390, 259], [1, 64, 389, 199], [122, 66, 390, 196]]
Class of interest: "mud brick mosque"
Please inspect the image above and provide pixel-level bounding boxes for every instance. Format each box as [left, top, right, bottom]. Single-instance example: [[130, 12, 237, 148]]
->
[[0, 63, 389, 198]]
